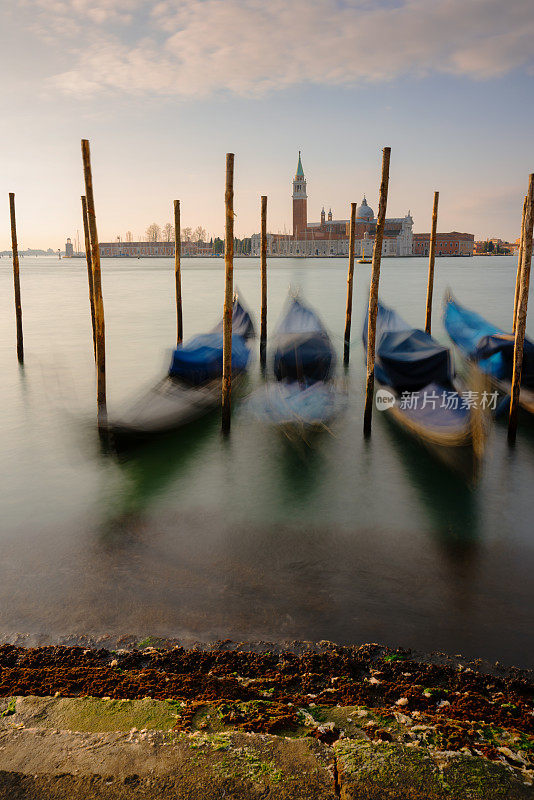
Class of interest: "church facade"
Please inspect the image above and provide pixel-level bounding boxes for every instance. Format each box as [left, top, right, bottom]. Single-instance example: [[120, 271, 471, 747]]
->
[[251, 153, 414, 257]]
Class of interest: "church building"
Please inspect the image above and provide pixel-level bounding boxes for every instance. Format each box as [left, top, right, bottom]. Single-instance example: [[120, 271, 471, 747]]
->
[[251, 153, 414, 257]]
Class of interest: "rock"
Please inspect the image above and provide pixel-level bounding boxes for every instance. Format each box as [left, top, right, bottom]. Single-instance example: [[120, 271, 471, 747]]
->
[[498, 747, 528, 766], [334, 739, 534, 799], [0, 728, 337, 799], [393, 712, 412, 726]]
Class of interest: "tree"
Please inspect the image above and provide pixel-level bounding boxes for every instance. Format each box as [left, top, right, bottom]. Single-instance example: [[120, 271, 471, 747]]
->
[[146, 223, 161, 242], [125, 231, 133, 242], [193, 226, 207, 243], [162, 222, 174, 242], [181, 227, 192, 242], [213, 237, 224, 254]]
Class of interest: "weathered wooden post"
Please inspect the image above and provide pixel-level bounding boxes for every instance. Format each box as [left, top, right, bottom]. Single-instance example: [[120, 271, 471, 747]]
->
[[343, 202, 357, 365], [363, 147, 391, 436], [174, 199, 183, 345], [424, 191, 439, 335], [260, 195, 268, 369], [508, 174, 534, 444], [9, 193, 24, 364], [222, 153, 235, 433], [81, 139, 106, 426], [513, 195, 527, 331], [81, 195, 96, 361]]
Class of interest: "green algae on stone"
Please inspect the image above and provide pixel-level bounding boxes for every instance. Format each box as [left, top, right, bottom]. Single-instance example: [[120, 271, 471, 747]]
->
[[212, 744, 285, 784], [0, 698, 17, 718], [335, 739, 446, 799], [186, 731, 333, 794], [443, 753, 534, 799], [0, 696, 182, 733], [334, 739, 534, 800]]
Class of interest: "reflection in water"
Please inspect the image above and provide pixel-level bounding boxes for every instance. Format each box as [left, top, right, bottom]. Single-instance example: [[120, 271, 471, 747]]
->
[[275, 433, 326, 505], [98, 413, 219, 548], [381, 414, 483, 622], [382, 414, 479, 556]]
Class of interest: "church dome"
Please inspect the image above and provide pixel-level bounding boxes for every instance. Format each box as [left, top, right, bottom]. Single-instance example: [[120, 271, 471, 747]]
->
[[356, 197, 374, 220]]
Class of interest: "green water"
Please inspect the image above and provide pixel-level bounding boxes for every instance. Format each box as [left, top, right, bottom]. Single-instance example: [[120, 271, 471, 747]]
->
[[1, 255, 533, 665]]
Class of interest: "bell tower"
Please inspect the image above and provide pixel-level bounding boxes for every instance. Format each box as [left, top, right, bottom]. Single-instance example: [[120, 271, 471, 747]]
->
[[292, 151, 307, 238]]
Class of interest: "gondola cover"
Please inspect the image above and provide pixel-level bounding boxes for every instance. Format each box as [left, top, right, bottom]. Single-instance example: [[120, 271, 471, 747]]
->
[[273, 298, 335, 384], [444, 296, 534, 386], [169, 299, 253, 385], [364, 302, 453, 391], [475, 334, 534, 386]]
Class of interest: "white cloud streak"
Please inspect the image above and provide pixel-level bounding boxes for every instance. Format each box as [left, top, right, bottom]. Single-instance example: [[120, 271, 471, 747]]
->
[[23, 0, 534, 97]]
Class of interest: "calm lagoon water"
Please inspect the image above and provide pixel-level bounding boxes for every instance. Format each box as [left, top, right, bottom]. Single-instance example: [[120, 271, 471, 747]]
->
[[1, 254, 533, 665]]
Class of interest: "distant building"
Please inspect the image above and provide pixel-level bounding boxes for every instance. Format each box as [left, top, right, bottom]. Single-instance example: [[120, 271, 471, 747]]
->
[[412, 232, 474, 257], [473, 238, 515, 255], [250, 153, 414, 257], [99, 241, 214, 257], [65, 238, 74, 257]]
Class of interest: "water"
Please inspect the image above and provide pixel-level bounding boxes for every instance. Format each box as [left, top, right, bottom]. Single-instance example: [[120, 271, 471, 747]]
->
[[1, 254, 533, 666]]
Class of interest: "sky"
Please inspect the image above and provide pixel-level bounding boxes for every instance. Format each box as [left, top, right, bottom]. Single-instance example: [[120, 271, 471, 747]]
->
[[0, 0, 533, 249]]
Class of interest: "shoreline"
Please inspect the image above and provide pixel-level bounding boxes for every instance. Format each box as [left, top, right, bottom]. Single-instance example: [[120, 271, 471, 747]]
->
[[0, 639, 532, 798]]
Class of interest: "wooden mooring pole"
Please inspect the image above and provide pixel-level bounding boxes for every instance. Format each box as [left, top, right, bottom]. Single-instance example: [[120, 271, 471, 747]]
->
[[81, 195, 96, 361], [81, 139, 106, 427], [343, 202, 357, 365], [222, 153, 235, 434], [424, 191, 439, 335], [508, 173, 534, 445], [260, 195, 267, 370], [174, 200, 183, 345], [9, 193, 24, 364], [363, 147, 391, 436], [513, 195, 527, 332]]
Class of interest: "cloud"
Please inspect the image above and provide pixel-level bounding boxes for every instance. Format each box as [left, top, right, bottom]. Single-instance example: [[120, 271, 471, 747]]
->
[[24, 0, 534, 97]]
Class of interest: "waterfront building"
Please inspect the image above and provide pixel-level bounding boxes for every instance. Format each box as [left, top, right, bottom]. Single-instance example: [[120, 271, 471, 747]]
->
[[412, 232, 474, 257], [474, 238, 516, 255], [99, 241, 214, 257], [251, 153, 414, 257], [65, 238, 74, 257]]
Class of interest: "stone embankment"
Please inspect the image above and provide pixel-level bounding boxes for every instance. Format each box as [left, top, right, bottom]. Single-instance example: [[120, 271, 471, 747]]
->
[[0, 640, 533, 798]]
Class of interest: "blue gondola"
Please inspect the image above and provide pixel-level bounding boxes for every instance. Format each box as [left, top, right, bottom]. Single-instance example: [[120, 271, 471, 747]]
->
[[108, 297, 255, 447], [247, 295, 346, 430], [444, 292, 534, 417], [363, 300, 485, 475]]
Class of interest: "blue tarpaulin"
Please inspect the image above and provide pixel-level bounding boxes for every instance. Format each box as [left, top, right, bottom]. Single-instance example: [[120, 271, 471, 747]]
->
[[444, 296, 534, 386], [363, 302, 453, 391], [444, 296, 505, 379], [169, 299, 253, 385], [169, 333, 250, 385], [273, 298, 335, 384], [245, 295, 342, 426]]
